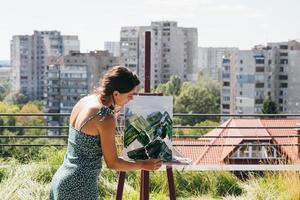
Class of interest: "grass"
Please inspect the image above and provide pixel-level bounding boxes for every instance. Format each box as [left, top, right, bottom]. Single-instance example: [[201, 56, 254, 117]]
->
[[0, 147, 299, 199]]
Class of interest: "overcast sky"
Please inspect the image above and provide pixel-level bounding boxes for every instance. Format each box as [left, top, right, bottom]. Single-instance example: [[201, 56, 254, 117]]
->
[[1, 0, 300, 60]]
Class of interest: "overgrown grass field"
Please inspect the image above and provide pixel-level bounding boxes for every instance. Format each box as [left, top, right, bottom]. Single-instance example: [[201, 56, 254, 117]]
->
[[0, 147, 299, 200]]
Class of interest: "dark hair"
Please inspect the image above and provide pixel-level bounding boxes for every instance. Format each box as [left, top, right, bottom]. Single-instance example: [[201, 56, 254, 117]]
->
[[95, 66, 140, 98]]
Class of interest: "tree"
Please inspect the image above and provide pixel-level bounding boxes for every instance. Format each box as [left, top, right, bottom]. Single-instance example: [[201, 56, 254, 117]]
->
[[0, 102, 20, 133], [0, 81, 11, 101], [175, 120, 220, 136], [4, 92, 29, 105], [174, 82, 220, 125], [154, 76, 182, 96], [16, 102, 45, 135], [262, 97, 278, 114]]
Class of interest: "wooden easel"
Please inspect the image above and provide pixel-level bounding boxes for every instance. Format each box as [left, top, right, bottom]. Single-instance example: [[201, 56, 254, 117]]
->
[[116, 92, 176, 200], [116, 31, 176, 200], [116, 166, 176, 200]]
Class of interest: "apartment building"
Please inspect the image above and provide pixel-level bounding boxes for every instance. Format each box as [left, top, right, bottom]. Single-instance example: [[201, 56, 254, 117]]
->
[[10, 31, 80, 100], [120, 21, 198, 88]]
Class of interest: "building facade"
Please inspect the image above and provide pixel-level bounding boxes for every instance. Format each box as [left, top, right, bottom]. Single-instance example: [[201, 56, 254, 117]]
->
[[104, 41, 120, 57], [10, 31, 80, 100], [120, 21, 198, 88], [44, 51, 119, 134], [198, 47, 238, 81], [221, 40, 300, 116]]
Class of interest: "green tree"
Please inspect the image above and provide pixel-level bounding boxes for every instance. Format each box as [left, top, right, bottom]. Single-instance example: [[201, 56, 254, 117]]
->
[[0, 81, 11, 101], [174, 81, 220, 125], [262, 97, 278, 114], [3, 92, 29, 105], [188, 120, 220, 135], [16, 102, 45, 135], [0, 102, 20, 132], [154, 76, 182, 96]]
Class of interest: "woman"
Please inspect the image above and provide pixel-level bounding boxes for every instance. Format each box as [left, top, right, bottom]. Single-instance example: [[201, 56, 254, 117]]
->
[[50, 66, 162, 200]]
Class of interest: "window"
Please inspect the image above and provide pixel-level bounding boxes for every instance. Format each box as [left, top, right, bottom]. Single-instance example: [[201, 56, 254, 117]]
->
[[255, 99, 264, 104], [223, 96, 230, 101], [280, 52, 288, 56], [280, 90, 283, 96], [255, 82, 264, 88], [279, 75, 288, 80], [280, 59, 288, 64], [256, 67, 265, 72], [223, 81, 230, 86], [279, 45, 288, 50], [222, 104, 230, 109], [240, 60, 243, 64], [280, 83, 288, 88], [255, 58, 265, 64], [230, 142, 280, 159], [279, 67, 284, 72]]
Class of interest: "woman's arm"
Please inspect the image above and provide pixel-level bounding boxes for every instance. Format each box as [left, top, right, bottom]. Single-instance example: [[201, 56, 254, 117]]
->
[[97, 115, 162, 172]]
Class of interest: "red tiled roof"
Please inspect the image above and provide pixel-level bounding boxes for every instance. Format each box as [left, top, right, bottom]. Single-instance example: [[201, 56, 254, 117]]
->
[[261, 119, 300, 164], [174, 118, 300, 165]]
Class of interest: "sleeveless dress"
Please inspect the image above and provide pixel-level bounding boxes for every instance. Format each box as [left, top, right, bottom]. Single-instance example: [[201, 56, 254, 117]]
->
[[49, 106, 114, 200]]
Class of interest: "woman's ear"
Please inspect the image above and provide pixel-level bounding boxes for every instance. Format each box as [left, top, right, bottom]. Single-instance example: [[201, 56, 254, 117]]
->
[[112, 91, 119, 98]]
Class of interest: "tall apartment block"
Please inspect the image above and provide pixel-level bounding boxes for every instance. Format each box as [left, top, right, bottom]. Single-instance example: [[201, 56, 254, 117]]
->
[[221, 40, 300, 116], [198, 47, 238, 81], [45, 50, 119, 114], [120, 21, 198, 88], [44, 51, 119, 134], [10, 31, 80, 100], [104, 41, 120, 57]]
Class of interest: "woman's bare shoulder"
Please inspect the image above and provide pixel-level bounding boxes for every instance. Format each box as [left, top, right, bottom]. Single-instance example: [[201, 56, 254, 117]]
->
[[70, 95, 102, 125], [93, 111, 115, 128]]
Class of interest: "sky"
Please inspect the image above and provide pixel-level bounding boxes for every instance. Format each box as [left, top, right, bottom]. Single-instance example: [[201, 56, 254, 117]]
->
[[1, 0, 300, 60]]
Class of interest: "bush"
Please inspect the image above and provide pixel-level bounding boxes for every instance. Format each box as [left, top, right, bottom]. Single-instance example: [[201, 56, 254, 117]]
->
[[174, 171, 212, 197], [0, 167, 8, 182], [211, 172, 243, 197], [149, 171, 168, 194], [33, 164, 58, 183], [98, 173, 117, 199], [38, 147, 66, 165]]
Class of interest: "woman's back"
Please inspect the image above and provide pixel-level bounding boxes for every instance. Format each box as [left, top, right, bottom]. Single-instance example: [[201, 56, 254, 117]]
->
[[49, 95, 114, 200], [70, 95, 105, 137]]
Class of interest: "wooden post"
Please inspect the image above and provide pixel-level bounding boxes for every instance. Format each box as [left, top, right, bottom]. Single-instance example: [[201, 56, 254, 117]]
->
[[167, 166, 176, 200], [139, 30, 151, 200], [144, 31, 151, 93], [116, 172, 126, 200], [116, 30, 176, 200]]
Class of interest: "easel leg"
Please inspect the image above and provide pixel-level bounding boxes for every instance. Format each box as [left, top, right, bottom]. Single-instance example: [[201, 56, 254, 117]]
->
[[116, 171, 126, 200], [167, 166, 176, 200], [140, 170, 150, 200]]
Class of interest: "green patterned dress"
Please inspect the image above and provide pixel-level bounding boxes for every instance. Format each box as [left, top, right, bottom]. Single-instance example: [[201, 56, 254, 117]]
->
[[50, 106, 114, 200]]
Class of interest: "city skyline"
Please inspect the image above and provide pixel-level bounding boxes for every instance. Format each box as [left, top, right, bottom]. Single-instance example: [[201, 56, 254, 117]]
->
[[1, 0, 300, 60]]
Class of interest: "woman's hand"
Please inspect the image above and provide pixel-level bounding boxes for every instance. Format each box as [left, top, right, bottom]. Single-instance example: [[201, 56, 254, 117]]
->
[[140, 159, 162, 171]]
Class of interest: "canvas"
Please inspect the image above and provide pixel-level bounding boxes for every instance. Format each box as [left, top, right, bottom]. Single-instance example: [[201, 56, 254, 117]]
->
[[123, 95, 192, 165]]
